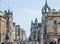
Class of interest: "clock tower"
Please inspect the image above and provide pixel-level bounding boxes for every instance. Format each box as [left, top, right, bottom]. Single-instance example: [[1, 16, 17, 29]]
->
[[42, 0, 51, 22], [41, 0, 51, 43]]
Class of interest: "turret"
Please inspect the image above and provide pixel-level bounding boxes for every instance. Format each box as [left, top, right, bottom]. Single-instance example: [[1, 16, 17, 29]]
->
[[31, 20, 33, 27], [35, 18, 38, 24], [35, 18, 38, 26], [4, 9, 13, 17]]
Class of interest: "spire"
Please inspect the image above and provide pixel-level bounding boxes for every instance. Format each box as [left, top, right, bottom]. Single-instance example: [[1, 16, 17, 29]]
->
[[42, 0, 51, 14], [45, 0, 47, 6], [31, 20, 33, 26], [8, 9, 10, 13], [35, 18, 38, 23], [46, 0, 49, 8], [46, 0, 47, 4], [45, 0, 48, 13]]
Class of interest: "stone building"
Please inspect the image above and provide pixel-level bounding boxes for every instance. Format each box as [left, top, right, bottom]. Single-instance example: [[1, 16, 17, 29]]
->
[[20, 29, 26, 44], [13, 22, 16, 41], [37, 23, 42, 44], [46, 10, 60, 44], [41, 0, 51, 43], [41, 0, 60, 44], [4, 9, 14, 42], [0, 11, 6, 43], [30, 18, 38, 41], [21, 29, 26, 41], [15, 25, 26, 42], [15, 25, 21, 41], [29, 18, 41, 44]]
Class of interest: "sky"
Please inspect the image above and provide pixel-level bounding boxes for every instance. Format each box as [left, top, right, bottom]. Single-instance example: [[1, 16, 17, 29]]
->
[[0, 0, 60, 37]]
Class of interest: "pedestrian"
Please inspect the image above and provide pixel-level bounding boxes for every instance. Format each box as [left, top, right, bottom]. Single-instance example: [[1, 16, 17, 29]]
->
[[1, 42, 4, 44]]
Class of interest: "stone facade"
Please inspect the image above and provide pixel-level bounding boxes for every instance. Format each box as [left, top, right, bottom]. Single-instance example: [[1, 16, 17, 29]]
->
[[46, 11, 60, 43], [4, 9, 14, 42], [29, 18, 41, 44], [21, 29, 26, 41], [15, 25, 21, 41], [15, 25, 26, 42], [13, 22, 16, 41], [0, 11, 6, 43]]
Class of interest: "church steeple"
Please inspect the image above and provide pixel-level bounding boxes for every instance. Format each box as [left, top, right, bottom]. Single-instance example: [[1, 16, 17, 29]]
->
[[45, 0, 47, 6], [42, 0, 51, 14]]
